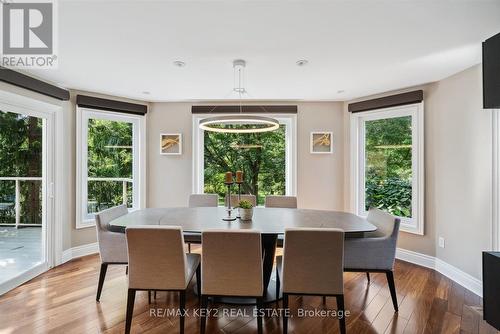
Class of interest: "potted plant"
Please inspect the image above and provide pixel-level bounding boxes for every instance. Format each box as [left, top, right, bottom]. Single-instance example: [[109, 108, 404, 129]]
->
[[238, 200, 253, 221]]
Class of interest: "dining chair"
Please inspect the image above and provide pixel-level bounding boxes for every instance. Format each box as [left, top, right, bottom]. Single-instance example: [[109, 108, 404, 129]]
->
[[264, 195, 297, 247], [95, 204, 129, 302], [125, 226, 200, 334], [276, 228, 346, 334], [344, 208, 401, 312], [200, 230, 264, 334], [185, 194, 218, 252], [264, 195, 297, 209], [225, 194, 257, 207]]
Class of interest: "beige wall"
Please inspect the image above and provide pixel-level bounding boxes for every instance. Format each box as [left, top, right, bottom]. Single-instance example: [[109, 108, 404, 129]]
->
[[431, 65, 492, 279], [147, 102, 345, 210], [344, 65, 492, 279]]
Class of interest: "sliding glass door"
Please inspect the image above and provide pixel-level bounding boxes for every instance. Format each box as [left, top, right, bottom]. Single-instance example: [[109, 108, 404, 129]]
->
[[0, 99, 55, 294]]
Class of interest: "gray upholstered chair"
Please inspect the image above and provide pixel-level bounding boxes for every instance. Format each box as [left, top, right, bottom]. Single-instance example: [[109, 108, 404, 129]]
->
[[188, 193, 219, 207], [276, 228, 346, 334], [185, 194, 218, 252], [344, 208, 401, 312], [264, 195, 297, 247], [125, 226, 200, 334], [95, 204, 129, 302], [200, 230, 264, 334], [264, 195, 297, 209], [225, 194, 257, 207]]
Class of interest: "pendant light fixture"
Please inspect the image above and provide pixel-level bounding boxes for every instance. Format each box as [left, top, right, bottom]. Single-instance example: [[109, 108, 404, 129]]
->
[[198, 60, 280, 134]]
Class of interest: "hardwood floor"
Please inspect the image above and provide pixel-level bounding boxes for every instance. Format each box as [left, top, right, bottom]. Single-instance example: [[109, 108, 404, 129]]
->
[[0, 248, 497, 334]]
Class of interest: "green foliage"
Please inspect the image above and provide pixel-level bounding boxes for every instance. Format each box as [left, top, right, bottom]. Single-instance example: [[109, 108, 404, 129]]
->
[[86, 119, 133, 212], [204, 125, 286, 205], [364, 116, 412, 218], [238, 200, 253, 209]]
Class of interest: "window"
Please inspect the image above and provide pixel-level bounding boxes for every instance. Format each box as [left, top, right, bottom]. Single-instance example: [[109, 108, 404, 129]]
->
[[193, 115, 296, 205], [350, 104, 424, 234], [76, 108, 145, 228]]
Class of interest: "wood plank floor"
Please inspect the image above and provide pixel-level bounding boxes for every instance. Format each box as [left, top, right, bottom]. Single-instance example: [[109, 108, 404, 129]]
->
[[0, 247, 498, 334]]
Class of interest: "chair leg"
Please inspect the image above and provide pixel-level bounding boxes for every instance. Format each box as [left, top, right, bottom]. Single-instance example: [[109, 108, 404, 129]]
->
[[125, 265, 128, 275], [154, 290, 157, 300], [125, 289, 136, 334], [322, 296, 326, 304], [188, 243, 191, 253], [336, 294, 346, 334], [386, 270, 398, 312], [179, 290, 186, 334], [195, 265, 201, 299], [148, 290, 152, 304], [256, 297, 264, 334], [366, 272, 371, 282], [283, 293, 289, 334], [96, 263, 108, 302], [200, 295, 208, 334]]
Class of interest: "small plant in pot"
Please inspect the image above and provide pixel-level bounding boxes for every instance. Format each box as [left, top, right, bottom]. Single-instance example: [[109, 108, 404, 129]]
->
[[238, 200, 253, 221]]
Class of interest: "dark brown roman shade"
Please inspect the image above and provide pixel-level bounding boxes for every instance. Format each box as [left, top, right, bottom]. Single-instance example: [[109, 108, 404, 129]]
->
[[348, 90, 423, 113], [76, 95, 147, 115], [192, 105, 297, 114], [0, 66, 70, 100]]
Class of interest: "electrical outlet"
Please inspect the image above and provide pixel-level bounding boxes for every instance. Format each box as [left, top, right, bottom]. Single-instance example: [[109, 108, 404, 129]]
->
[[438, 237, 445, 248]]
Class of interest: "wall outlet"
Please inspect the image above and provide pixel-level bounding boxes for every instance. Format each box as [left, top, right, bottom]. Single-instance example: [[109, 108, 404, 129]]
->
[[438, 237, 445, 248]]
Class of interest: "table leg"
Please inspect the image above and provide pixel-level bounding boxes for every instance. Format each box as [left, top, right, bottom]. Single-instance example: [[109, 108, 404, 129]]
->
[[262, 234, 278, 292]]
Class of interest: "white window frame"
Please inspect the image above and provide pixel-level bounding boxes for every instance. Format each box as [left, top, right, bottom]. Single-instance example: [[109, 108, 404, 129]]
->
[[0, 88, 62, 294], [350, 103, 424, 235], [76, 107, 146, 228], [192, 114, 297, 202]]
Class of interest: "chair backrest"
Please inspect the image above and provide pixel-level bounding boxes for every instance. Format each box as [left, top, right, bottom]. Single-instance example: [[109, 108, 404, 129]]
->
[[95, 204, 128, 231], [189, 194, 218, 207], [282, 228, 344, 295], [225, 194, 257, 207], [202, 230, 263, 297], [265, 195, 297, 208], [126, 226, 189, 290], [95, 205, 129, 263], [366, 208, 401, 239]]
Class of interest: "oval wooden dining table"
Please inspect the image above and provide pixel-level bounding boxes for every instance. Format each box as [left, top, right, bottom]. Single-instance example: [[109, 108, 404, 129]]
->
[[109, 206, 376, 303]]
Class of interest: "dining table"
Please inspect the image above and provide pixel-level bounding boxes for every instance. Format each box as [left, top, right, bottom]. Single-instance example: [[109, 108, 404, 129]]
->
[[109, 206, 376, 303]]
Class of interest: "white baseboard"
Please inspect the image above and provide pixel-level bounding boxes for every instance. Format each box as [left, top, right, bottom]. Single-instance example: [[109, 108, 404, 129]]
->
[[396, 247, 483, 297], [61, 242, 99, 264]]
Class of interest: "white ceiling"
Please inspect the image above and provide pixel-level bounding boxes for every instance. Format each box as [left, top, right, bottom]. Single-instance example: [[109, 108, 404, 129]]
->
[[27, 0, 500, 102]]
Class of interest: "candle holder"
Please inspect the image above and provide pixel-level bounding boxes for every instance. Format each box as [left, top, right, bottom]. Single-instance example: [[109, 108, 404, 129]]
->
[[223, 182, 236, 221], [235, 181, 243, 218]]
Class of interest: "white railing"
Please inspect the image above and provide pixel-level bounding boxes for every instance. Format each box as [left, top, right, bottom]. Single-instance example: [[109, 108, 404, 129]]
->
[[87, 177, 133, 207], [0, 176, 42, 228]]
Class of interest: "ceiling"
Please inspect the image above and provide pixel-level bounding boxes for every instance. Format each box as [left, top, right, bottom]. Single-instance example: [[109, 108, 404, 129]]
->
[[26, 0, 500, 102]]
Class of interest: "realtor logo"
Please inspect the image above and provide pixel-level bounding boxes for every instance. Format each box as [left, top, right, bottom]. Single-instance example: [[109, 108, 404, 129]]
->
[[1, 0, 58, 68]]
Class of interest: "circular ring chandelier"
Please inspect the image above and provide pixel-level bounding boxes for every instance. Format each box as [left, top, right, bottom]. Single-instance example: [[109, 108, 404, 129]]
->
[[199, 115, 280, 133], [199, 59, 280, 134]]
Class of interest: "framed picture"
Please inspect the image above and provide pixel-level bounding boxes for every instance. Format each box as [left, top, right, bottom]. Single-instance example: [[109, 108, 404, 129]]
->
[[310, 132, 333, 154], [160, 133, 182, 155]]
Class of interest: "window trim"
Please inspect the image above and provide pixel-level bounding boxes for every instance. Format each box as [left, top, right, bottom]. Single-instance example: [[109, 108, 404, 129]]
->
[[350, 103, 424, 235], [192, 113, 297, 203], [76, 107, 146, 229]]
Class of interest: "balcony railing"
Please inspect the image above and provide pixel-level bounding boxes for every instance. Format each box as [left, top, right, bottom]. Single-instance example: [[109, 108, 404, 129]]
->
[[87, 177, 133, 214], [0, 176, 42, 228]]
